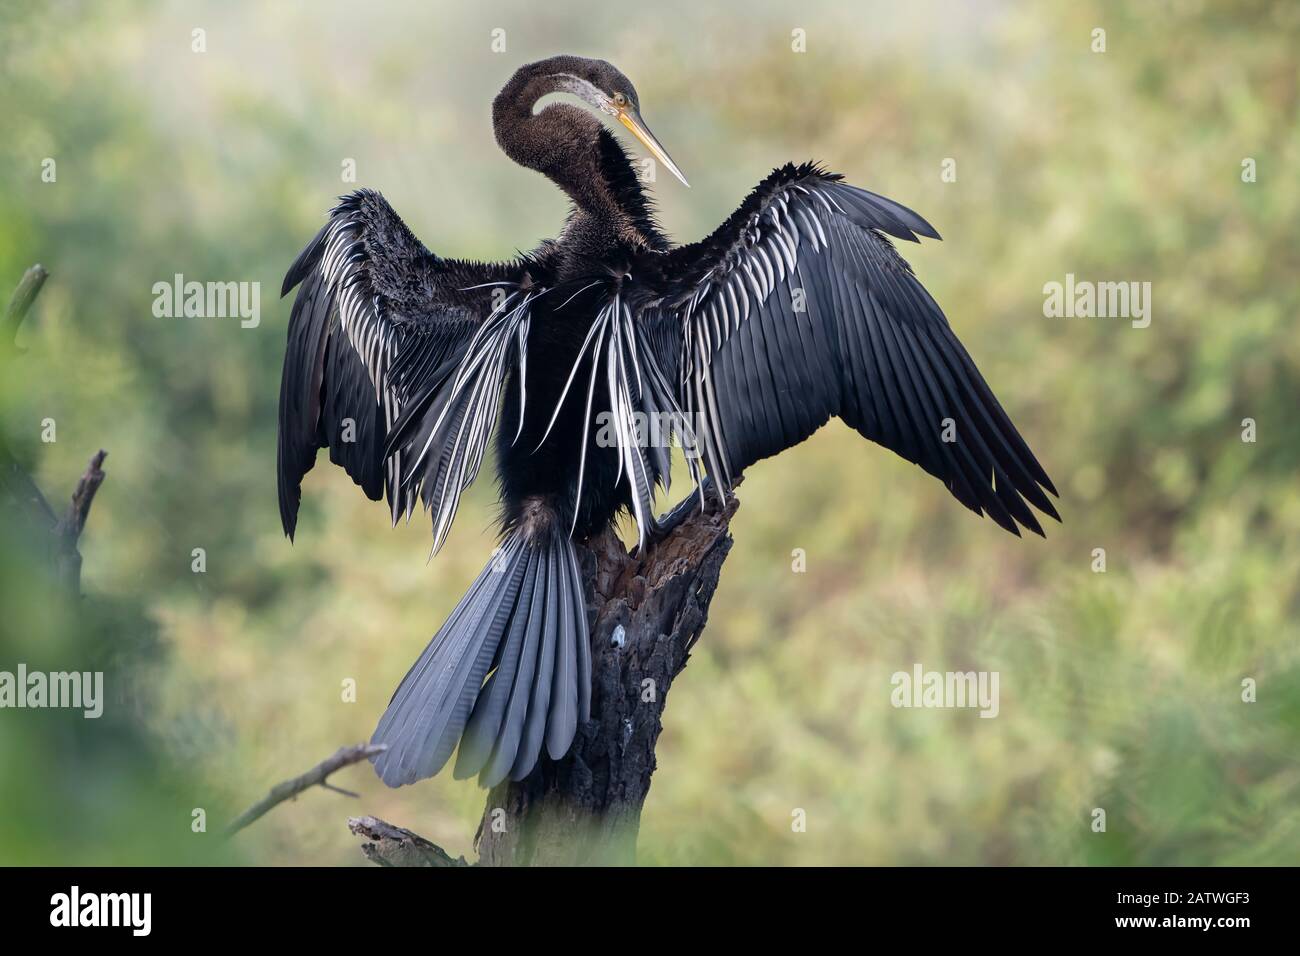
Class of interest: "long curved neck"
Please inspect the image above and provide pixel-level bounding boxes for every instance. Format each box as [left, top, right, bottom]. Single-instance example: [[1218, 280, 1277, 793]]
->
[[493, 62, 666, 256]]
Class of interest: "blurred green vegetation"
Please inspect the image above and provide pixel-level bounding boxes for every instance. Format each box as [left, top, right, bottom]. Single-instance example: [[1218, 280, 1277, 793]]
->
[[1, 0, 1297, 865]]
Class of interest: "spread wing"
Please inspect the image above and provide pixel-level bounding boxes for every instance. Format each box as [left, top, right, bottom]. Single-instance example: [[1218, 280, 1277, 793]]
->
[[278, 188, 538, 550], [640, 163, 1058, 536]]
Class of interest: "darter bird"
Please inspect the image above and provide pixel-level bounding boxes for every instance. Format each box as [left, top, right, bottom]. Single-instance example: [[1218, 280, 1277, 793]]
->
[[277, 55, 1059, 788]]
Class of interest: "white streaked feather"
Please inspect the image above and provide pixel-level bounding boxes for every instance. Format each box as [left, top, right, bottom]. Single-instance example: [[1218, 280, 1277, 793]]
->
[[673, 181, 854, 501]]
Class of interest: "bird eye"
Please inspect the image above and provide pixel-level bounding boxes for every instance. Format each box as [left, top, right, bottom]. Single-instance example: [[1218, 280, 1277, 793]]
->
[[612, 92, 627, 107]]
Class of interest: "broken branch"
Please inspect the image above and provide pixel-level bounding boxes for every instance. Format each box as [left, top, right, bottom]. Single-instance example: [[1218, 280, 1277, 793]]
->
[[348, 816, 469, 867]]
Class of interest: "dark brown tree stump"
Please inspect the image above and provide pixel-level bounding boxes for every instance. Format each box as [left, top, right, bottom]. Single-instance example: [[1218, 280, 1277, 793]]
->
[[472, 494, 738, 866]]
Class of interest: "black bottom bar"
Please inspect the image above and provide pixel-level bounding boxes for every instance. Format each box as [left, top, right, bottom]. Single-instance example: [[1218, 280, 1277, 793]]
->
[[0, 865, 1283, 940]]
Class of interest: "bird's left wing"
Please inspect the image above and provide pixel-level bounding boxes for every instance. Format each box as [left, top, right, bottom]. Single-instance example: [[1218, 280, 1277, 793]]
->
[[637, 163, 1058, 535], [279, 188, 539, 551]]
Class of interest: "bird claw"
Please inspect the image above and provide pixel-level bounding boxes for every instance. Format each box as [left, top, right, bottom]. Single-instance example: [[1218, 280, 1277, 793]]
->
[[645, 475, 721, 546]]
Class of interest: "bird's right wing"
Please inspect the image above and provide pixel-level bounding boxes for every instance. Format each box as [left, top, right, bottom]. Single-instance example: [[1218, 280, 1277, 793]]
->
[[641, 163, 1058, 536], [279, 188, 539, 551]]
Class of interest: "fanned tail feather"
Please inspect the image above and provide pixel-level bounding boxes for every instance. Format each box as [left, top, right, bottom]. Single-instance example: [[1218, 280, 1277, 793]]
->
[[370, 518, 590, 788]]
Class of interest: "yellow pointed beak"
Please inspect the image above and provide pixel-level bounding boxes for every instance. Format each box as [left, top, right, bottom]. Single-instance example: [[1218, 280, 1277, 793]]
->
[[617, 108, 690, 188]]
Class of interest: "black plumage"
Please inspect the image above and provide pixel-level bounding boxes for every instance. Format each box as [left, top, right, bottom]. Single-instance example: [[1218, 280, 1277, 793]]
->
[[276, 55, 1058, 788]]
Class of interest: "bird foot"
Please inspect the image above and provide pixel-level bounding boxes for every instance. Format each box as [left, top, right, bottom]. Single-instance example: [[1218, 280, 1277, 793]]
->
[[644, 475, 726, 548]]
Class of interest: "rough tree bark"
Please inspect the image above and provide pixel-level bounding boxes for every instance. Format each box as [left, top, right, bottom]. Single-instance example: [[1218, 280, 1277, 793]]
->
[[348, 815, 468, 868]]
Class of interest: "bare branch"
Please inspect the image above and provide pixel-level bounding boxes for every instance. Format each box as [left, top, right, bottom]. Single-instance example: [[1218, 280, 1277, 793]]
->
[[55, 449, 108, 543], [348, 816, 469, 867], [226, 743, 386, 836], [47, 450, 109, 595]]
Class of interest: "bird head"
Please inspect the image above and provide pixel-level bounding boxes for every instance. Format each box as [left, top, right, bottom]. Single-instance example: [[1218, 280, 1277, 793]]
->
[[528, 55, 690, 188]]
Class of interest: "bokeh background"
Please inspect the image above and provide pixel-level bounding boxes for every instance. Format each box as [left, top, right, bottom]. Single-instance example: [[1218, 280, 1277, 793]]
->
[[1, 0, 1297, 865]]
